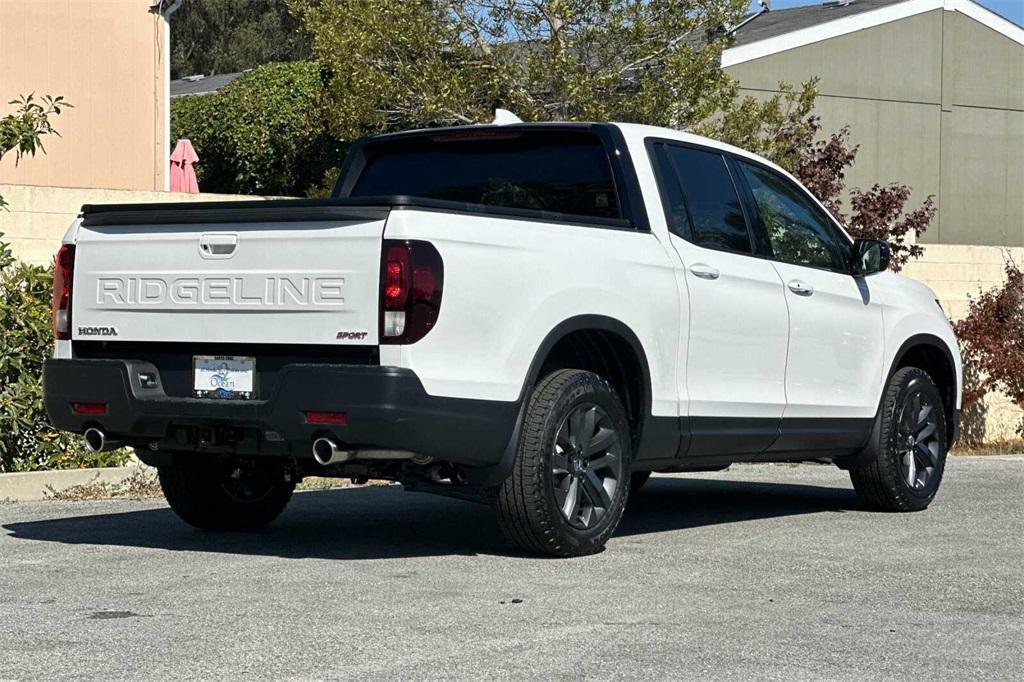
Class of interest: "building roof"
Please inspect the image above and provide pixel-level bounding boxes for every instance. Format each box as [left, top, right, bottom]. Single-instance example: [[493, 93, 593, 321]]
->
[[723, 0, 1024, 67], [731, 0, 906, 47], [170, 71, 245, 98]]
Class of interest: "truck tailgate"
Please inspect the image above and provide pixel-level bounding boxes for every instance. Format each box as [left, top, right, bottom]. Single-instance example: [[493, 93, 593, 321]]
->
[[71, 202, 388, 346]]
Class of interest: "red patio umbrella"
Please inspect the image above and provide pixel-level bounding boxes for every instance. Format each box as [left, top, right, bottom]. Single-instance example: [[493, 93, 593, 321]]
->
[[169, 139, 200, 193]]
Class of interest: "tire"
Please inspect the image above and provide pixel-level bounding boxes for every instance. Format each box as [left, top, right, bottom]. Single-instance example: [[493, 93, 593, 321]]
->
[[630, 470, 652, 492], [159, 453, 295, 530], [850, 367, 948, 512], [496, 369, 631, 557]]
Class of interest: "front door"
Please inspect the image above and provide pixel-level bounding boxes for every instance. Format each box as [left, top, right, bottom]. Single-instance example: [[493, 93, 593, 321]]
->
[[650, 142, 790, 459], [733, 159, 884, 455]]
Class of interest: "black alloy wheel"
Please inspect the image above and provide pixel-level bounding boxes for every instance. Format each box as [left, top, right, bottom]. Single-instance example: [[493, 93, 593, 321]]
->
[[850, 367, 948, 512], [496, 369, 632, 557], [895, 388, 942, 491], [551, 403, 625, 530]]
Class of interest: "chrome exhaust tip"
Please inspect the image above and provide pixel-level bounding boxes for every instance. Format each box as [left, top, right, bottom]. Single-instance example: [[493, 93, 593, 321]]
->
[[312, 437, 355, 466], [83, 427, 123, 453]]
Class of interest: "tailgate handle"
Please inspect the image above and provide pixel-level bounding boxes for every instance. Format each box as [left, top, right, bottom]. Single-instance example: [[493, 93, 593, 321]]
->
[[199, 233, 238, 259]]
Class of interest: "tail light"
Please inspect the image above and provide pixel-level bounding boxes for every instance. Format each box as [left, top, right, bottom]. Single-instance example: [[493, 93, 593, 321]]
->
[[380, 240, 443, 344], [52, 244, 75, 340]]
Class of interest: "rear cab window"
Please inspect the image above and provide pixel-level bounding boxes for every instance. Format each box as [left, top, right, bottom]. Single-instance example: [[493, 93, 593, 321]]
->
[[649, 142, 754, 255], [342, 129, 623, 222]]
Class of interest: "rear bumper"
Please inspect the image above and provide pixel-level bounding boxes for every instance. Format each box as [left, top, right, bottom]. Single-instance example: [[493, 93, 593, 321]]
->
[[43, 358, 519, 468]]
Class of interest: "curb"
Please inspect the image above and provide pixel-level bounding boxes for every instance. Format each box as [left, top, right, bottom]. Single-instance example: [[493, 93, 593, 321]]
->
[[0, 463, 155, 502]]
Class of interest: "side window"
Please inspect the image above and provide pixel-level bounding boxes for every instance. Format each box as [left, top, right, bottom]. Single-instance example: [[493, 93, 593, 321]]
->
[[660, 145, 752, 254], [738, 161, 849, 272]]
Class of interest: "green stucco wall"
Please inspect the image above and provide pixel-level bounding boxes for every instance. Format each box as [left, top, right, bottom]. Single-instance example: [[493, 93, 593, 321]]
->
[[725, 9, 1024, 247]]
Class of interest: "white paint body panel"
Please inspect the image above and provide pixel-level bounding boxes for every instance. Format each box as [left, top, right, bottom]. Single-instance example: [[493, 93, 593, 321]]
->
[[771, 262, 884, 419], [669, 235, 789, 419], [70, 219, 385, 345], [614, 122, 962, 420], [58, 121, 962, 428], [382, 209, 681, 416]]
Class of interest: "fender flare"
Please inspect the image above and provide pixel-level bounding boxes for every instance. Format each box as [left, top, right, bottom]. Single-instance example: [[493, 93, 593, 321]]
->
[[889, 333, 958, 400], [837, 332, 960, 470], [464, 315, 654, 486], [516, 315, 653, 410]]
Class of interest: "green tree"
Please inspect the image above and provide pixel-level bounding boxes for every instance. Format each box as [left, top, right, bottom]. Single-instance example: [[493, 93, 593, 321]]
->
[[291, 1, 933, 269], [290, 1, 827, 181], [171, 61, 344, 195], [0, 93, 71, 210], [171, 0, 310, 78], [290, 0, 762, 139]]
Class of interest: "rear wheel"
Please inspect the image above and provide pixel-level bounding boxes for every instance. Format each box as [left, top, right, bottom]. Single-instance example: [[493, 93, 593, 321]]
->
[[850, 367, 948, 511], [159, 454, 295, 530], [496, 369, 631, 557]]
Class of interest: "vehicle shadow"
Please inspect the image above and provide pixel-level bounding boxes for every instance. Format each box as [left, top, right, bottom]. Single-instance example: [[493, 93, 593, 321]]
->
[[3, 476, 860, 560]]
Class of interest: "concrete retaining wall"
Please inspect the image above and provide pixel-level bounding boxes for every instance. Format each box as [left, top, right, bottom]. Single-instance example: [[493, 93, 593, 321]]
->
[[0, 462, 154, 502]]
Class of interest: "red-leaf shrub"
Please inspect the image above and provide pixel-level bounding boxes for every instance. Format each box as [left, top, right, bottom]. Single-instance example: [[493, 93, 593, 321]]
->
[[789, 119, 936, 272], [953, 260, 1024, 435]]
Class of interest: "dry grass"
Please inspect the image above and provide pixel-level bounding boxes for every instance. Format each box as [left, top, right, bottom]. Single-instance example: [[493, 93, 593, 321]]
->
[[295, 476, 389, 492], [951, 439, 1024, 457], [44, 468, 163, 502]]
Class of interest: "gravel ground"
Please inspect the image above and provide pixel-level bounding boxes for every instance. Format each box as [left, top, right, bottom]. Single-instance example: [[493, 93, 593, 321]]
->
[[0, 457, 1021, 680]]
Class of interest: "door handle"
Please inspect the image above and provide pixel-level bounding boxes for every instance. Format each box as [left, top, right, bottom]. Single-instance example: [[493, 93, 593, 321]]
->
[[787, 279, 814, 296], [689, 263, 720, 280], [199, 233, 238, 259]]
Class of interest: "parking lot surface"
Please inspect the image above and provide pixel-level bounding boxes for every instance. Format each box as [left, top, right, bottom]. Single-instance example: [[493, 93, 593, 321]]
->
[[1, 458, 1021, 680]]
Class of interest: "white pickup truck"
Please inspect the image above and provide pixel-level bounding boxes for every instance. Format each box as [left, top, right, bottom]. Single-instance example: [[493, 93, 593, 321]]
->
[[44, 122, 961, 557]]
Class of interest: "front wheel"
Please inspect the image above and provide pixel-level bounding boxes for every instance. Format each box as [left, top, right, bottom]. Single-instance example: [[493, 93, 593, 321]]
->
[[496, 369, 631, 557], [850, 367, 948, 512], [159, 454, 296, 530]]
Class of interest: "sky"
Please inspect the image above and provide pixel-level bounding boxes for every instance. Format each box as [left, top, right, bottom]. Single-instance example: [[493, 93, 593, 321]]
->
[[748, 0, 1024, 27]]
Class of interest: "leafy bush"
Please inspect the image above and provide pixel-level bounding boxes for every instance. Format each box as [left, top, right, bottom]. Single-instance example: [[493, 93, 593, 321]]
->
[[1, 93, 72, 210], [0, 236, 128, 471], [953, 260, 1024, 435], [171, 61, 345, 196]]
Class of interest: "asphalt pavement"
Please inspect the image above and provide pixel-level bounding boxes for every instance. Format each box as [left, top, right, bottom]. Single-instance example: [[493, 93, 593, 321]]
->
[[1, 457, 1021, 680]]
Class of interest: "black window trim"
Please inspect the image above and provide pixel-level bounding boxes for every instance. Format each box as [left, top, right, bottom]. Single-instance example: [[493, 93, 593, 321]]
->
[[333, 123, 651, 233], [645, 135, 858, 275], [644, 137, 759, 257], [729, 154, 856, 276]]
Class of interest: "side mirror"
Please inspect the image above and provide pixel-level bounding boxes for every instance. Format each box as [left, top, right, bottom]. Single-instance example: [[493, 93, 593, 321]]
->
[[853, 239, 891, 276]]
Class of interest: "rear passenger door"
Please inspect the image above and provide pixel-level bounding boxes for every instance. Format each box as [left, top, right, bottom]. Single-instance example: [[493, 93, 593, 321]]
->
[[650, 142, 790, 459], [733, 159, 884, 454]]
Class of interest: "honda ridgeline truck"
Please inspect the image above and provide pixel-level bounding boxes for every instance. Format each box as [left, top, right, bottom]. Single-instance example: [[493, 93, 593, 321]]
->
[[43, 122, 961, 557]]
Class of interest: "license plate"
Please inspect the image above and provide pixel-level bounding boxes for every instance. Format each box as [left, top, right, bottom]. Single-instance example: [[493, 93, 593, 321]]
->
[[193, 355, 255, 399]]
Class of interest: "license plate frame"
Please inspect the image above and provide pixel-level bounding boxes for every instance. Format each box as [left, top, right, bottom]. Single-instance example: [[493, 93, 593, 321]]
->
[[192, 355, 256, 400]]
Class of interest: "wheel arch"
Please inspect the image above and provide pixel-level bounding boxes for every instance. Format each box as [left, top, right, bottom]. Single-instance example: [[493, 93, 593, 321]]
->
[[464, 315, 659, 486], [522, 315, 653, 427], [889, 333, 959, 444], [838, 332, 960, 472]]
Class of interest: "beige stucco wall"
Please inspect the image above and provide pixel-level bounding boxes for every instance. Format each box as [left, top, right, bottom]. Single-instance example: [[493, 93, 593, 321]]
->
[[0, 184, 263, 265], [0, 0, 167, 191], [726, 9, 1024, 248], [903, 244, 1024, 443]]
